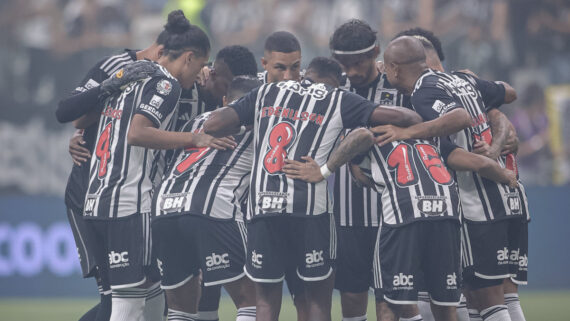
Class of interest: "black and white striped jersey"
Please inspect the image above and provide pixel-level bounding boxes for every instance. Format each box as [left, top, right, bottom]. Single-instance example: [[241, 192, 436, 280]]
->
[[176, 83, 213, 130], [229, 79, 378, 218], [64, 49, 137, 211], [334, 73, 409, 227], [411, 69, 524, 222], [84, 65, 180, 219], [359, 138, 461, 226], [154, 112, 253, 221]]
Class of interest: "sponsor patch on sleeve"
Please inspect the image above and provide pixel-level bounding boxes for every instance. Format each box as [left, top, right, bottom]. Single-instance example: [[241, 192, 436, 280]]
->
[[431, 100, 457, 114], [84, 79, 100, 89], [149, 95, 164, 108]]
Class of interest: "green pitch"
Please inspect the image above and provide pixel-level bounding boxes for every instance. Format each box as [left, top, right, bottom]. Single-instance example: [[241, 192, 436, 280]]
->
[[0, 291, 567, 320]]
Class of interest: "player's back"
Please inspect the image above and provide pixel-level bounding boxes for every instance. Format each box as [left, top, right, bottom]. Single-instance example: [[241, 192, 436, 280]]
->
[[85, 65, 181, 219], [154, 112, 253, 220]]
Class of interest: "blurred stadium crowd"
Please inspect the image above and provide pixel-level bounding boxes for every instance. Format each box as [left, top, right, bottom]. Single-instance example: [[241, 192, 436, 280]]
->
[[0, 0, 569, 194]]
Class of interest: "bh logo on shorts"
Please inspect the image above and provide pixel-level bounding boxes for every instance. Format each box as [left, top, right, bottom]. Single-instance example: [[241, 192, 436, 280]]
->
[[206, 252, 230, 271], [108, 251, 129, 269], [251, 250, 263, 269], [305, 250, 324, 268], [496, 247, 509, 265], [393, 273, 414, 290], [446, 273, 458, 290]]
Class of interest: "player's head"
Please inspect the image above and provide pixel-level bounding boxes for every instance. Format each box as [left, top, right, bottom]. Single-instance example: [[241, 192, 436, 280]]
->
[[205, 45, 257, 106], [395, 27, 444, 72], [383, 36, 427, 95], [223, 75, 262, 105], [158, 10, 211, 89], [330, 19, 380, 87], [261, 31, 302, 83], [305, 57, 343, 88]]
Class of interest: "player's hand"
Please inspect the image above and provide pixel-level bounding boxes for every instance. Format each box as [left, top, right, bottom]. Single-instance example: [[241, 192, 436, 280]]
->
[[505, 169, 518, 188], [100, 60, 158, 95], [502, 130, 519, 155], [69, 131, 91, 166], [197, 66, 211, 86], [473, 140, 500, 159], [282, 156, 323, 183], [370, 125, 409, 146], [192, 133, 236, 150]]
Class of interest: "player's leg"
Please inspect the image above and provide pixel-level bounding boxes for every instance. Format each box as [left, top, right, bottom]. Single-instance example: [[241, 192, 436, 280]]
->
[[462, 221, 511, 321], [417, 292, 435, 321], [296, 214, 336, 321], [285, 269, 309, 321], [503, 218, 527, 321], [197, 285, 221, 321], [152, 215, 202, 320], [244, 217, 288, 321]]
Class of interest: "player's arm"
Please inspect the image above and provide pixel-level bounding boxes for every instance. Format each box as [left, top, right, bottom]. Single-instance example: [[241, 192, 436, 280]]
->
[[502, 122, 519, 155], [441, 139, 517, 188], [283, 128, 375, 183], [203, 88, 259, 137], [348, 162, 375, 188], [472, 109, 512, 159], [368, 105, 423, 127]]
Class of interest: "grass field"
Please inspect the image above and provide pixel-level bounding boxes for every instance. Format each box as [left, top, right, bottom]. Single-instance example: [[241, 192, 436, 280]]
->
[[1, 291, 567, 320]]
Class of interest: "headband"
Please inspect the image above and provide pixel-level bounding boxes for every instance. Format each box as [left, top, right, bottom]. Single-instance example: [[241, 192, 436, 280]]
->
[[332, 43, 376, 55], [413, 35, 434, 46]]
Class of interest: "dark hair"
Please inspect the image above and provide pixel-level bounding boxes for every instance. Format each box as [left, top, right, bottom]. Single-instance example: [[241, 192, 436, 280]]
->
[[264, 31, 301, 53], [161, 10, 210, 58], [216, 45, 258, 77], [395, 27, 445, 62], [307, 57, 343, 84], [227, 76, 262, 102], [330, 19, 377, 57]]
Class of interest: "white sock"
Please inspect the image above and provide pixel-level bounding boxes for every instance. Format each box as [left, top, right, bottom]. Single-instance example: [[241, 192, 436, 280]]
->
[[417, 294, 435, 321], [197, 310, 219, 321], [480, 305, 511, 321], [504, 294, 526, 321], [168, 308, 198, 321], [236, 306, 256, 321], [468, 309, 483, 321], [457, 294, 470, 321], [342, 315, 367, 321], [144, 282, 166, 321], [401, 315, 423, 321], [111, 288, 146, 321]]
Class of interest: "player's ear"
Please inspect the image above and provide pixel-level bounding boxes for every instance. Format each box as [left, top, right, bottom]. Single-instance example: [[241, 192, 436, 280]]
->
[[261, 56, 267, 69], [186, 51, 195, 64], [156, 45, 164, 59], [222, 95, 228, 106], [373, 45, 380, 59]]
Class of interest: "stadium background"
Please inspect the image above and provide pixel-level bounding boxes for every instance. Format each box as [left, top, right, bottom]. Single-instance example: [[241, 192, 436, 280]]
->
[[0, 0, 569, 319]]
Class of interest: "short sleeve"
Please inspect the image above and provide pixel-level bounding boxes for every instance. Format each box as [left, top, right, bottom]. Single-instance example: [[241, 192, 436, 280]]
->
[[475, 78, 505, 111], [340, 91, 377, 128], [439, 136, 460, 164], [135, 77, 181, 127], [410, 85, 462, 121], [228, 87, 259, 126], [72, 62, 108, 95]]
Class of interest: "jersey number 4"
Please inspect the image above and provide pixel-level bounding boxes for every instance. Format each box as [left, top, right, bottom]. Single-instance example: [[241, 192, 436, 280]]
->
[[95, 122, 113, 178], [264, 122, 297, 174], [387, 142, 453, 187]]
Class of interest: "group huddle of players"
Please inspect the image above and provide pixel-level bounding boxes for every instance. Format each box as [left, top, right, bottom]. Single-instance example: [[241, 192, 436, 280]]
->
[[56, 8, 530, 321]]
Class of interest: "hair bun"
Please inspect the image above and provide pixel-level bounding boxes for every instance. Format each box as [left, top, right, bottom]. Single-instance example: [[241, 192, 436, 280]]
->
[[164, 10, 191, 34]]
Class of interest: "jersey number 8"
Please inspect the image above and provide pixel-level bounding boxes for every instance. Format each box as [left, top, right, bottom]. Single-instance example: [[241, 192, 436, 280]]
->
[[263, 122, 297, 174]]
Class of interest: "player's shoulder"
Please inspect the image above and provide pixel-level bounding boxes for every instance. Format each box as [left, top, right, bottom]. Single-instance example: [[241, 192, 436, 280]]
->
[[144, 65, 182, 95], [96, 49, 137, 76], [181, 111, 211, 132]]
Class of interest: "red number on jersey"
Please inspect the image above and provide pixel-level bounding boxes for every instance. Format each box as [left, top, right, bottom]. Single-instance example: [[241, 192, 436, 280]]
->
[[415, 144, 453, 185], [174, 146, 212, 176], [473, 127, 492, 146], [386, 143, 418, 186], [505, 153, 519, 177], [95, 122, 113, 178], [263, 122, 296, 174]]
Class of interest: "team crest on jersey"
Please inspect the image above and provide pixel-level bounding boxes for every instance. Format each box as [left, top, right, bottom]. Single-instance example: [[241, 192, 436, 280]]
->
[[379, 90, 397, 105], [258, 192, 288, 212], [156, 79, 172, 95], [416, 196, 447, 216], [160, 193, 189, 212]]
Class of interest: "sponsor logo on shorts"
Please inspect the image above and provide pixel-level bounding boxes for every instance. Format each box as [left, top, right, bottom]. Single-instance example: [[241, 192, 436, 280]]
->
[[157, 258, 164, 276], [417, 196, 447, 216], [305, 250, 324, 268], [496, 247, 509, 265], [393, 273, 414, 290], [518, 254, 528, 271], [258, 192, 288, 212], [205, 252, 230, 271], [160, 193, 188, 212], [108, 251, 129, 269], [446, 272, 458, 289], [251, 250, 263, 268]]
